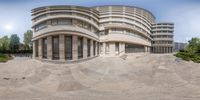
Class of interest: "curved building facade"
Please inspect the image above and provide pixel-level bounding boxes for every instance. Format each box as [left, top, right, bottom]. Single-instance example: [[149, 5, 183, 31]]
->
[[32, 5, 174, 61]]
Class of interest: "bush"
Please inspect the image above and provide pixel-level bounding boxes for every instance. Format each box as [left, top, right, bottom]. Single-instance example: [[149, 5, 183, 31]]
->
[[0, 54, 13, 62]]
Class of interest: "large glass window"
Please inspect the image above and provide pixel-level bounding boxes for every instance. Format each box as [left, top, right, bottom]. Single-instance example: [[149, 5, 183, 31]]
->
[[52, 36, 59, 60], [51, 19, 72, 26], [42, 38, 47, 58], [93, 41, 96, 56], [78, 37, 83, 59], [65, 36, 72, 60], [35, 21, 47, 32], [115, 42, 119, 54], [87, 39, 91, 57], [35, 40, 39, 57]]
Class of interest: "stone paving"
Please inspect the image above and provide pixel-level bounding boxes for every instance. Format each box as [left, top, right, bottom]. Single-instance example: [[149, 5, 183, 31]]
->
[[0, 54, 200, 100]]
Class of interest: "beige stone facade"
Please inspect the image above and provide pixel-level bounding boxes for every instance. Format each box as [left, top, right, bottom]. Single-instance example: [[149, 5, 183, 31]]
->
[[32, 5, 174, 61]]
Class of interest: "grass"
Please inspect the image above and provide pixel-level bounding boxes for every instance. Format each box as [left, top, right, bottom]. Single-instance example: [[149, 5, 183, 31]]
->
[[0, 54, 13, 62], [174, 51, 200, 63]]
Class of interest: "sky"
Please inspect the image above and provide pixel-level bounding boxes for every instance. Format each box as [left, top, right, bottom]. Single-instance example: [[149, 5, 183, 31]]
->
[[0, 0, 200, 43]]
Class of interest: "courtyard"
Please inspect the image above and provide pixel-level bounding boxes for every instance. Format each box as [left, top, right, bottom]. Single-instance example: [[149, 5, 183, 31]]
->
[[0, 53, 200, 100]]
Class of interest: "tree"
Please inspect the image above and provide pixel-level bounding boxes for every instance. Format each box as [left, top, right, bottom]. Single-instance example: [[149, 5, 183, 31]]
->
[[186, 37, 200, 54], [23, 30, 33, 50], [10, 34, 20, 53], [0, 36, 10, 52]]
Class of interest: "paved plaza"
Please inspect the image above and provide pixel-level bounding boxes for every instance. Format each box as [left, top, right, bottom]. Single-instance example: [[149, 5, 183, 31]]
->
[[0, 53, 200, 100]]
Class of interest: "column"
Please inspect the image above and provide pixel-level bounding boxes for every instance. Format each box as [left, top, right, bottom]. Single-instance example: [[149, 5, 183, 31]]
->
[[59, 35, 65, 61], [145, 46, 148, 52], [90, 40, 93, 57], [32, 41, 36, 59], [110, 42, 115, 56], [95, 42, 98, 56], [83, 37, 87, 59], [102, 42, 106, 56], [47, 36, 52, 60], [119, 43, 125, 55], [38, 38, 43, 59], [72, 35, 78, 60]]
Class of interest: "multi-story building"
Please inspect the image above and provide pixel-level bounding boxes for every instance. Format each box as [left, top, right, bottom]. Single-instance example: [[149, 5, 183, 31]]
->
[[173, 42, 187, 52], [31, 5, 174, 62], [152, 23, 174, 53]]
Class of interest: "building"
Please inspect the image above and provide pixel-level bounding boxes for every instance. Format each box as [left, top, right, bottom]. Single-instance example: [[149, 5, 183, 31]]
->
[[32, 5, 174, 61], [173, 42, 187, 52]]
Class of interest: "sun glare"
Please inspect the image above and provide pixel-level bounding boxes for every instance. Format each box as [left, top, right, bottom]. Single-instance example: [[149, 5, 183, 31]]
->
[[5, 24, 13, 31]]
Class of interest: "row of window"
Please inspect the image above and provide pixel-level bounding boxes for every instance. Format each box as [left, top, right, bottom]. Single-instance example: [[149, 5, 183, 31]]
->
[[153, 35, 173, 38], [34, 36, 99, 60], [34, 18, 99, 35], [33, 12, 98, 25], [152, 41, 173, 44], [152, 31, 173, 33]]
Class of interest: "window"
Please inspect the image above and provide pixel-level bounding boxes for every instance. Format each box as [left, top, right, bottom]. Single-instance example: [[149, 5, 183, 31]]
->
[[52, 36, 59, 60], [58, 19, 72, 25], [35, 40, 39, 57], [93, 41, 96, 56], [35, 22, 47, 32], [65, 36, 72, 60], [87, 39, 91, 57], [115, 42, 119, 54], [78, 37, 83, 59], [42, 38, 47, 59]]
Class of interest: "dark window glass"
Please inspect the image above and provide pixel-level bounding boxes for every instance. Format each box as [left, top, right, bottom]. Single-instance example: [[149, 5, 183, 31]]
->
[[93, 41, 96, 56], [35, 40, 38, 57], [65, 36, 72, 60], [87, 39, 91, 57], [52, 36, 59, 60], [78, 37, 83, 59], [42, 38, 47, 58], [115, 42, 119, 53]]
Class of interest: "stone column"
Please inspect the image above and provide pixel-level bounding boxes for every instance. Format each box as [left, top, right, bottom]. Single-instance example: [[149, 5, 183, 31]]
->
[[95, 42, 98, 56], [90, 40, 93, 57], [145, 46, 148, 52], [102, 42, 106, 56], [83, 37, 87, 59], [38, 38, 43, 59], [109, 42, 115, 56], [32, 41, 36, 59], [119, 43, 125, 55], [59, 35, 65, 61], [72, 35, 78, 60], [47, 36, 52, 60]]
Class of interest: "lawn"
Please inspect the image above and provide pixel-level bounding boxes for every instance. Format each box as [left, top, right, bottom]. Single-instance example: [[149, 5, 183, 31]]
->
[[0, 54, 13, 62]]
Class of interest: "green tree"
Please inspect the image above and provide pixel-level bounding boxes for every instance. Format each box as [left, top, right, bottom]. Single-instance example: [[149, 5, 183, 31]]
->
[[0, 36, 10, 52], [23, 30, 33, 50], [186, 37, 200, 54], [10, 34, 20, 53]]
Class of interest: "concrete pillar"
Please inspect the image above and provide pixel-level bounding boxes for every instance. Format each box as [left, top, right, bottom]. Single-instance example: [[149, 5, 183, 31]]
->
[[59, 35, 65, 61], [47, 36, 52, 60], [119, 42, 125, 55], [38, 38, 43, 59], [90, 40, 93, 57], [32, 41, 36, 59], [83, 37, 87, 59], [109, 42, 115, 56], [145, 46, 148, 52], [102, 42, 106, 55], [72, 35, 78, 60]]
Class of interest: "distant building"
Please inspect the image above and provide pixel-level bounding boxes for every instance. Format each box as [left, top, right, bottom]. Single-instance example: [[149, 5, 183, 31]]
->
[[173, 42, 187, 52], [31, 5, 174, 62]]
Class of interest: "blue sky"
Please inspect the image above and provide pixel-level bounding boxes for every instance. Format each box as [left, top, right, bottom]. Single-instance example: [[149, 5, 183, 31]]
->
[[0, 0, 200, 43]]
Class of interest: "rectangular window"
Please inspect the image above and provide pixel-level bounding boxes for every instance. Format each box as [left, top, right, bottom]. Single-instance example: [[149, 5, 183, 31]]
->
[[93, 41, 96, 56], [42, 38, 47, 58], [115, 42, 119, 54], [51, 19, 58, 25], [52, 36, 59, 60], [78, 37, 83, 59], [35, 40, 39, 57], [58, 19, 72, 25], [87, 39, 91, 57], [65, 36, 72, 60]]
